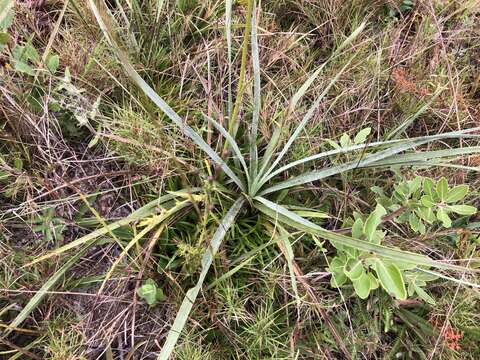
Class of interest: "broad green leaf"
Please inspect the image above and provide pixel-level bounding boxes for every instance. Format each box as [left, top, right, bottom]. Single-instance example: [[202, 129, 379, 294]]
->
[[408, 213, 421, 233], [352, 272, 371, 299], [137, 279, 162, 306], [374, 259, 406, 300], [354, 127, 371, 144], [416, 207, 435, 224], [157, 198, 244, 360], [423, 177, 435, 197], [445, 185, 469, 203], [351, 218, 363, 239], [330, 256, 346, 273], [330, 271, 348, 288], [344, 258, 364, 281], [446, 205, 477, 216], [436, 208, 451, 228], [13, 61, 35, 75], [46, 54, 60, 73], [0, 31, 9, 44], [340, 133, 351, 148], [421, 195, 435, 208], [368, 273, 379, 290], [0, 0, 14, 29], [436, 177, 449, 201], [364, 204, 386, 242], [24, 42, 40, 62]]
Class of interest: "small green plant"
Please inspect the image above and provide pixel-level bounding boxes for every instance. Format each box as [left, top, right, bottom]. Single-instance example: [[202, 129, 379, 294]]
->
[[373, 176, 477, 234], [137, 278, 166, 306], [31, 208, 67, 244], [329, 203, 439, 303]]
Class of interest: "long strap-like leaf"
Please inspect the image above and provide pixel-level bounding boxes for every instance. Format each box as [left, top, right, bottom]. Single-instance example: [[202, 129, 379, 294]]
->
[[249, 0, 261, 181], [255, 23, 366, 185], [261, 129, 480, 183], [254, 196, 470, 272], [88, 0, 245, 192], [259, 138, 439, 195], [257, 55, 356, 187], [157, 197, 245, 360]]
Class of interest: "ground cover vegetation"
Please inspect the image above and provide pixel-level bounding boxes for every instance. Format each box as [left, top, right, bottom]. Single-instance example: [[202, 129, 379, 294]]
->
[[1, 0, 480, 359]]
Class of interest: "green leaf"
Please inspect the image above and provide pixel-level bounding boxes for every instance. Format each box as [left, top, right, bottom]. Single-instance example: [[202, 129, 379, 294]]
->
[[446, 205, 477, 216], [416, 207, 436, 224], [0, 0, 14, 29], [423, 178, 435, 197], [436, 177, 449, 201], [436, 208, 452, 228], [421, 195, 435, 208], [445, 185, 469, 203], [0, 31, 9, 44], [13, 61, 35, 75], [344, 258, 364, 281], [25, 42, 40, 62], [354, 127, 371, 144], [413, 283, 435, 305], [368, 273, 379, 290], [352, 272, 371, 299], [340, 133, 351, 148], [374, 259, 407, 300], [137, 279, 161, 306], [363, 204, 386, 242], [329, 256, 346, 273], [46, 54, 60, 73], [408, 213, 421, 233], [351, 218, 364, 239], [157, 198, 244, 360], [330, 271, 348, 288]]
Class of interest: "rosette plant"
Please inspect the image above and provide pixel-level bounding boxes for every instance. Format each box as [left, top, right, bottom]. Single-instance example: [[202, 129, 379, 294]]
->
[[12, 1, 480, 359]]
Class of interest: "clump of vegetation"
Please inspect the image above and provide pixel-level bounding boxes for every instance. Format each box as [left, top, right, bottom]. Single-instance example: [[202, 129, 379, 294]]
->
[[1, 0, 480, 359]]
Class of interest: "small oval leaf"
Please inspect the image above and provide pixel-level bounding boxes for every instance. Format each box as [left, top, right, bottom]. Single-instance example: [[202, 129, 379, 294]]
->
[[374, 260, 406, 300]]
